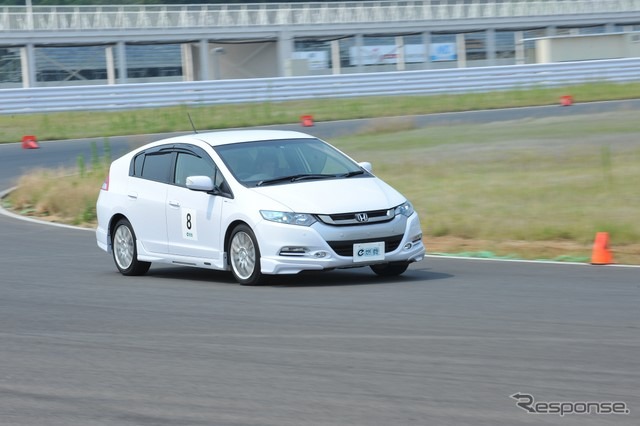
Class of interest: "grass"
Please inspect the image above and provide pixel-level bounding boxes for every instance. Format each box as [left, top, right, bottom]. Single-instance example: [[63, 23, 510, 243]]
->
[[330, 112, 640, 264], [3, 82, 640, 264], [3, 81, 640, 143]]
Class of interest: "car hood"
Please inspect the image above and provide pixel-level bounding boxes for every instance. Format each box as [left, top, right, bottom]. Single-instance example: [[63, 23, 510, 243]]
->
[[251, 177, 406, 214]]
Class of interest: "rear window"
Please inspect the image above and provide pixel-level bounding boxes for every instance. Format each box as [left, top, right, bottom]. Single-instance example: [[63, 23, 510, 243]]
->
[[139, 152, 173, 183]]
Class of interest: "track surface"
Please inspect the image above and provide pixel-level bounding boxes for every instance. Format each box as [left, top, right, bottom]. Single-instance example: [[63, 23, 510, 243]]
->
[[1, 103, 639, 425]]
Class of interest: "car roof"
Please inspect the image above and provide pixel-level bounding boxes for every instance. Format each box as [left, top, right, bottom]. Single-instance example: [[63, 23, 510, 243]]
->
[[190, 129, 317, 147]]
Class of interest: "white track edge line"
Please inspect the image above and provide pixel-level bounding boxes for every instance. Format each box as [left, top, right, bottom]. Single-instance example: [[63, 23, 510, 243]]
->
[[424, 254, 640, 268]]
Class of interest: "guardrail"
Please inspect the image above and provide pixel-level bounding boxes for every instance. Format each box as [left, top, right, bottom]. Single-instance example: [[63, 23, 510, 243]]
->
[[2, 1, 639, 31], [1, 58, 639, 114]]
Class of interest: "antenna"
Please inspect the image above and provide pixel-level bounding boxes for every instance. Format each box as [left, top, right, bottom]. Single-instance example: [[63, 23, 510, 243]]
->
[[187, 113, 198, 134]]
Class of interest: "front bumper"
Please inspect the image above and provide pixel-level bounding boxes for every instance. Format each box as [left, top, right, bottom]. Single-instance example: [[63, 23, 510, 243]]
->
[[254, 212, 425, 275]]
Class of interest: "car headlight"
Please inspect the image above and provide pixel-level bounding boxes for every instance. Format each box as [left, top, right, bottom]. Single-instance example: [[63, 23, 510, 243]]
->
[[394, 201, 414, 217], [260, 210, 317, 226]]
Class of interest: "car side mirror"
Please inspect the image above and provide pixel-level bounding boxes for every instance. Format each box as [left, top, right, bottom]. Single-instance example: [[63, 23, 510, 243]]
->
[[358, 162, 373, 173], [186, 175, 215, 192]]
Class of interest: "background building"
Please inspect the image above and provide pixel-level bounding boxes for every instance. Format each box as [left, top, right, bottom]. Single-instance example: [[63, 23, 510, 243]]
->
[[1, 1, 640, 88]]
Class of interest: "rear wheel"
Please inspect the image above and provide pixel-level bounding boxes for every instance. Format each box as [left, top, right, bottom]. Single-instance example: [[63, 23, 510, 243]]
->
[[112, 218, 151, 276], [370, 262, 409, 277], [229, 224, 263, 285]]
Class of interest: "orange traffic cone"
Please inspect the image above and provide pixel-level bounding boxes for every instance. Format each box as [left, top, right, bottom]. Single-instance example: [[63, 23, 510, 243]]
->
[[591, 232, 613, 265], [21, 135, 40, 149], [560, 95, 573, 106], [300, 115, 314, 127]]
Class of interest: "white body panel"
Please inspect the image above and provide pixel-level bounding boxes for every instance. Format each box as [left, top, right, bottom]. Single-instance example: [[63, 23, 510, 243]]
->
[[251, 178, 404, 214], [166, 184, 224, 262]]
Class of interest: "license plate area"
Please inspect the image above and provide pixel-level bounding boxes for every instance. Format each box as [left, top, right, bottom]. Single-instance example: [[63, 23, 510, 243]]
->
[[353, 241, 385, 263]]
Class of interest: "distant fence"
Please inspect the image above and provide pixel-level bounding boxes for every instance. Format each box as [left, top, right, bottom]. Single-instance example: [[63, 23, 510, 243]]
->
[[1, 58, 639, 114], [3, 1, 640, 31]]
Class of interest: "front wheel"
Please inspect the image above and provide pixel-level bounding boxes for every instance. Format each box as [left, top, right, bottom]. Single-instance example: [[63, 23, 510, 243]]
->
[[370, 262, 409, 277], [112, 218, 151, 276], [229, 224, 263, 285]]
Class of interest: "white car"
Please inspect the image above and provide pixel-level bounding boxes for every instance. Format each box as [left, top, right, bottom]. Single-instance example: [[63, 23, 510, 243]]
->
[[96, 130, 425, 285]]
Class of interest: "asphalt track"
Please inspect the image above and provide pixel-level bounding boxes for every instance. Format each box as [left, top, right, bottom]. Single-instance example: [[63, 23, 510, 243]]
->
[[1, 103, 639, 425]]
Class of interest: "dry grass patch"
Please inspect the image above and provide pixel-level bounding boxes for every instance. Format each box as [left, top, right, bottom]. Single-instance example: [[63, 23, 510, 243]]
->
[[4, 138, 110, 227], [6, 166, 105, 227]]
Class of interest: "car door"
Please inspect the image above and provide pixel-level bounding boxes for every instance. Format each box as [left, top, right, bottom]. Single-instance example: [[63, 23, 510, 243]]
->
[[125, 148, 172, 254], [166, 148, 225, 263]]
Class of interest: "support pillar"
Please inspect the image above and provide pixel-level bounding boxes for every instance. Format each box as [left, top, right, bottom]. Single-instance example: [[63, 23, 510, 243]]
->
[[456, 33, 466, 68], [395, 36, 405, 71], [277, 31, 293, 77], [354, 34, 364, 73], [198, 39, 209, 81], [331, 40, 341, 75], [116, 41, 127, 84], [422, 31, 432, 70], [20, 43, 36, 88], [515, 31, 525, 65], [181, 43, 195, 81], [105, 46, 116, 85]]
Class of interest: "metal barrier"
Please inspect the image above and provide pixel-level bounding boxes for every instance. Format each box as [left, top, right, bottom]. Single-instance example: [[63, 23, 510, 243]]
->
[[2, 1, 640, 31], [1, 58, 639, 114]]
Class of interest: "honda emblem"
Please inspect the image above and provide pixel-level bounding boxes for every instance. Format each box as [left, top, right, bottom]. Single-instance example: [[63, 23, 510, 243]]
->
[[355, 213, 369, 223]]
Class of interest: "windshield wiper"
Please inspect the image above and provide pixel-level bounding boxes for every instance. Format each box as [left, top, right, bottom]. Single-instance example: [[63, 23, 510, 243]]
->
[[341, 170, 366, 178], [257, 174, 336, 187], [292, 174, 337, 182]]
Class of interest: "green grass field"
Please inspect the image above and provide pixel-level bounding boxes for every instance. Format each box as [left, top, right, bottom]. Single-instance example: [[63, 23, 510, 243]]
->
[[3, 81, 640, 143], [3, 82, 640, 264]]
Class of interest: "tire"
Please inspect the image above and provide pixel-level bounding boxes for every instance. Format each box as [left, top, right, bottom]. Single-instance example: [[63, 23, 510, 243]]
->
[[112, 218, 151, 276], [370, 262, 409, 277], [229, 224, 263, 285]]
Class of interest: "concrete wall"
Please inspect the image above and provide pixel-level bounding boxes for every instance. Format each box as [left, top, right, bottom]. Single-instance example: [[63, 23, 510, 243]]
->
[[536, 32, 640, 63]]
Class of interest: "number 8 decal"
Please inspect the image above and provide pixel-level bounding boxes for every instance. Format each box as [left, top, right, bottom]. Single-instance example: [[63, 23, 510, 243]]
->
[[182, 208, 198, 240]]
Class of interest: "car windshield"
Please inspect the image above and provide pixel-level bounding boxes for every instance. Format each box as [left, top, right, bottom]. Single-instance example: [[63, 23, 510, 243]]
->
[[214, 138, 369, 187]]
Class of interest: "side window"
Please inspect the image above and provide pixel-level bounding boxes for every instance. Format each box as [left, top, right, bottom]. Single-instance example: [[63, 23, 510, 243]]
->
[[214, 168, 233, 195], [213, 168, 225, 188], [132, 153, 144, 176], [174, 152, 216, 187], [140, 152, 173, 183]]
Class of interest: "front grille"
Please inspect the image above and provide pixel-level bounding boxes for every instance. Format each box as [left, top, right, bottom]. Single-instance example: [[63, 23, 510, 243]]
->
[[317, 208, 394, 226], [327, 234, 404, 257]]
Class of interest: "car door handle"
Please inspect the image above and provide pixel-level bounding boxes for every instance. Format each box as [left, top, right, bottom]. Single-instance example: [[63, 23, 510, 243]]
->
[[127, 192, 138, 200], [168, 200, 180, 207]]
